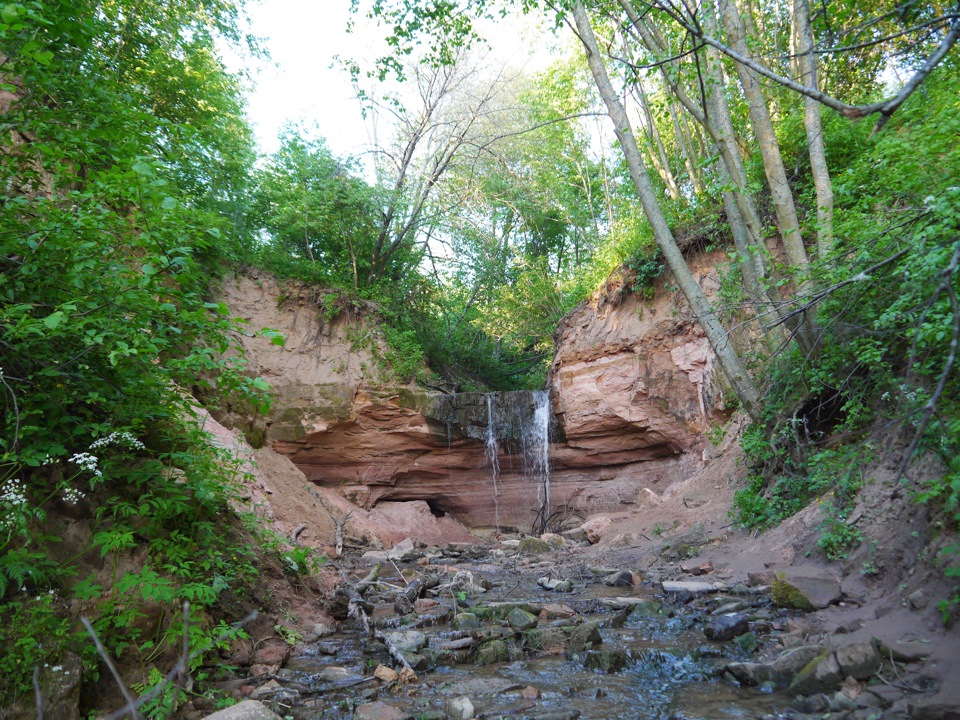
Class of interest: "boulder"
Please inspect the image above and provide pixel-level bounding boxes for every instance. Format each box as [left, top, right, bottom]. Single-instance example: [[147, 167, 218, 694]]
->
[[789, 651, 844, 696], [541, 533, 566, 549], [476, 639, 512, 665], [725, 661, 774, 686], [202, 701, 282, 720], [567, 621, 603, 654], [386, 538, 420, 562], [374, 664, 400, 683], [603, 570, 636, 587], [445, 696, 475, 720], [628, 599, 662, 618], [580, 516, 613, 544], [835, 641, 882, 680], [704, 614, 749, 642], [584, 648, 630, 673], [772, 568, 842, 610], [453, 613, 481, 631], [507, 607, 539, 631], [383, 630, 427, 654]]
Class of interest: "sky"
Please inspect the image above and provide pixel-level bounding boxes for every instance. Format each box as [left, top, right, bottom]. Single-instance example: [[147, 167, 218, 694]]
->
[[227, 0, 563, 160], [227, 0, 370, 158]]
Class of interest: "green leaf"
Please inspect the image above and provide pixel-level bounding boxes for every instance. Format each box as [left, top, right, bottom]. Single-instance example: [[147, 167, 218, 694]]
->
[[1, 5, 21, 23], [131, 161, 155, 177], [161, 196, 177, 210], [42, 311, 64, 329]]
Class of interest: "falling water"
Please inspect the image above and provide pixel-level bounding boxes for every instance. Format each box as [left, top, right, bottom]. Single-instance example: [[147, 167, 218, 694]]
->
[[484, 395, 501, 533], [523, 390, 552, 533]]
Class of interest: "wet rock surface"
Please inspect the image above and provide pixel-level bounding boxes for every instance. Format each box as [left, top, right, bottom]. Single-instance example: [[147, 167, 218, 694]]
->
[[220, 538, 945, 720]]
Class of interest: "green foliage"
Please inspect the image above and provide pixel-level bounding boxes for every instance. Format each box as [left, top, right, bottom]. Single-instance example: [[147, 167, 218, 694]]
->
[[378, 325, 427, 384], [250, 126, 378, 290], [0, 0, 280, 706], [625, 247, 664, 298]]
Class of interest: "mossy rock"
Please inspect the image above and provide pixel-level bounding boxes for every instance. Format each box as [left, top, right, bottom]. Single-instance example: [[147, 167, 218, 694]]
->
[[522, 627, 567, 654], [507, 607, 539, 632], [584, 648, 630, 673], [453, 612, 481, 631], [734, 631, 759, 654], [772, 574, 815, 611], [628, 600, 662, 618], [473, 603, 540, 621], [518, 537, 552, 555], [476, 639, 513, 666], [566, 621, 603, 654]]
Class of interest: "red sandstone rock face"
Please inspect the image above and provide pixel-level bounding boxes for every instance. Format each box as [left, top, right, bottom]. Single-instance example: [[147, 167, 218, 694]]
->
[[221, 259, 731, 532]]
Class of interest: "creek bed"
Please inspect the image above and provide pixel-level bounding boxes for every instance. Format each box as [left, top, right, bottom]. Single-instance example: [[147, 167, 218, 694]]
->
[[270, 544, 794, 720]]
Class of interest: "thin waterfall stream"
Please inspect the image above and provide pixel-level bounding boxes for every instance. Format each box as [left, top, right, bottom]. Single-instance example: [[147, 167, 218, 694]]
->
[[523, 390, 552, 534], [484, 394, 501, 534]]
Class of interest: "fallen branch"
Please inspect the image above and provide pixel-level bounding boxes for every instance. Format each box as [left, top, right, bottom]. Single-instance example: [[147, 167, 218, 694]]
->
[[394, 573, 440, 615], [336, 567, 419, 680]]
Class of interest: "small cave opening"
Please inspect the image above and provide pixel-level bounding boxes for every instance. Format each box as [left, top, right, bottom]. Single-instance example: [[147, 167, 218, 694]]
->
[[794, 387, 846, 442], [424, 499, 448, 518]]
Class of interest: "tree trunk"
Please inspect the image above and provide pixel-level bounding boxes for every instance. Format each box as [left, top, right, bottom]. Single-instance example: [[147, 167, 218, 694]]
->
[[667, 93, 706, 196], [571, 2, 761, 421], [793, 0, 834, 258], [634, 77, 682, 201], [719, 0, 810, 275]]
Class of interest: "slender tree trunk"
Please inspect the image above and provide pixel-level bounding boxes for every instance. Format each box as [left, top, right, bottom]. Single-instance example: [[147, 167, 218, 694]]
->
[[571, 2, 761, 421], [634, 78, 681, 200], [793, 0, 834, 258], [718, 0, 810, 275], [667, 92, 706, 195], [622, 5, 768, 263]]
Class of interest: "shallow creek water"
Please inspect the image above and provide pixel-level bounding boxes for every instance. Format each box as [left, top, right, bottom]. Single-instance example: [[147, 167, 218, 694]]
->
[[273, 545, 794, 720]]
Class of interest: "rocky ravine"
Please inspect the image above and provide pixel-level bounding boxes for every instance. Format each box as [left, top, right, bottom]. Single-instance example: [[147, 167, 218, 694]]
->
[[208, 265, 960, 717]]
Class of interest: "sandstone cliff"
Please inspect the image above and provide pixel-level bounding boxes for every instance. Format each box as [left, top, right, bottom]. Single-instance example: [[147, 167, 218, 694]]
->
[[217, 254, 735, 535]]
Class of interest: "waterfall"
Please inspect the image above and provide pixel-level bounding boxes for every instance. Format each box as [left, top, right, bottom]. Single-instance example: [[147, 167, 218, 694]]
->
[[484, 394, 500, 533], [434, 388, 553, 533], [523, 390, 552, 534]]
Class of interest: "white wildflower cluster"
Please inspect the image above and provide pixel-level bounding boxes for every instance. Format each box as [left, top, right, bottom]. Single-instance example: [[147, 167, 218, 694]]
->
[[89, 431, 145, 451], [61, 485, 85, 505], [0, 478, 28, 532], [69, 452, 102, 477]]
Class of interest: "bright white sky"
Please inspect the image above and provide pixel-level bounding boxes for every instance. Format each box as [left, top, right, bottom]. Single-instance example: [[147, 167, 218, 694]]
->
[[228, 0, 564, 159], [229, 0, 369, 158]]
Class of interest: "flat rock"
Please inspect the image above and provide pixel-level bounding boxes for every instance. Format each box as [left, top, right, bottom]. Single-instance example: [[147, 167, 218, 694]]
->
[[772, 568, 842, 610], [202, 701, 282, 720], [383, 630, 427, 654], [662, 580, 722, 594], [598, 597, 651, 608], [518, 537, 552, 555], [447, 677, 525, 696], [353, 702, 412, 720], [387, 538, 421, 562]]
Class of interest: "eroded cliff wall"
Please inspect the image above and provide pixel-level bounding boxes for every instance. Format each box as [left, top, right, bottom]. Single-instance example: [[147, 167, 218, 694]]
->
[[218, 254, 735, 532]]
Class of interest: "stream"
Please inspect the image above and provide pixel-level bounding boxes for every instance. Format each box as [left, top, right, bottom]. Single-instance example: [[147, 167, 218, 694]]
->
[[255, 539, 797, 720]]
